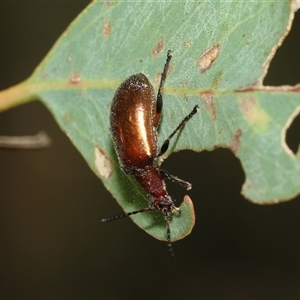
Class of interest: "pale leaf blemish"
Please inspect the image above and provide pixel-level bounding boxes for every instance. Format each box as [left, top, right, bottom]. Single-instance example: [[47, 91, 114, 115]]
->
[[200, 91, 216, 120], [281, 103, 300, 158], [184, 41, 191, 48], [240, 97, 271, 131], [198, 44, 220, 73], [229, 128, 242, 155], [213, 76, 221, 87], [152, 37, 164, 57], [94, 147, 113, 179], [182, 80, 188, 88], [103, 21, 111, 39], [69, 72, 81, 84]]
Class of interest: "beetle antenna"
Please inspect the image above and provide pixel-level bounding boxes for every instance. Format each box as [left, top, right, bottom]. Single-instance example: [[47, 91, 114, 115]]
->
[[156, 50, 172, 115], [102, 207, 176, 260], [165, 211, 175, 260], [101, 207, 154, 222], [158, 50, 172, 94]]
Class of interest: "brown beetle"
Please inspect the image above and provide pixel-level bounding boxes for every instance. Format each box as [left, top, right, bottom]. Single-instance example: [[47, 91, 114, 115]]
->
[[102, 51, 199, 258]]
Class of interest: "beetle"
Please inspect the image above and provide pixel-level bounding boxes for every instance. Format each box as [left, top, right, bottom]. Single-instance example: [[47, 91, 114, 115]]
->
[[102, 50, 199, 258]]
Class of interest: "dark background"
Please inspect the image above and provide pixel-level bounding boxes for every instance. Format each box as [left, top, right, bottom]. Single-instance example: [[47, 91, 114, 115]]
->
[[1, 2, 300, 299]]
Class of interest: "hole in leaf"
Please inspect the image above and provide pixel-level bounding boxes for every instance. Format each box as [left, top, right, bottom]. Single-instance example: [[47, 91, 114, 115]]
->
[[285, 112, 300, 155], [161, 149, 245, 207], [264, 10, 300, 85]]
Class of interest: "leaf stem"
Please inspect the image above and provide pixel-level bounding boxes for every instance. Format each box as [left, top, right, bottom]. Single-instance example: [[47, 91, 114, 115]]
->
[[0, 79, 37, 112]]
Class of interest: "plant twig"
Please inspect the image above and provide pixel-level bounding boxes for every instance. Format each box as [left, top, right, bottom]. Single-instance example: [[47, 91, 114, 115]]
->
[[0, 131, 52, 149]]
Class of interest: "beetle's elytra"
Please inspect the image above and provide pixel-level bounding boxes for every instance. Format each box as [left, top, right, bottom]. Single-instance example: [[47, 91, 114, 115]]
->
[[102, 50, 199, 259]]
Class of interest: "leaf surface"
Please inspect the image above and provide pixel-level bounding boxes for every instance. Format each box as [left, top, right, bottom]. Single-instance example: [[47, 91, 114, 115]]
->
[[21, 1, 300, 241]]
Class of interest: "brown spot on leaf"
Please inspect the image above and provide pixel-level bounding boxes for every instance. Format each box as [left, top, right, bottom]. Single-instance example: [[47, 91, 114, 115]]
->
[[69, 72, 81, 84], [103, 21, 111, 39], [166, 65, 172, 76], [229, 129, 242, 154], [212, 70, 223, 88], [201, 91, 216, 120], [64, 112, 73, 123], [155, 65, 172, 85], [198, 44, 220, 73], [152, 37, 164, 57], [94, 147, 113, 179], [105, 0, 110, 8], [241, 96, 256, 111]]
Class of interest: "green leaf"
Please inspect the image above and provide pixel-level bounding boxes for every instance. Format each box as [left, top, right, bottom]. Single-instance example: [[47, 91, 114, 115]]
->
[[1, 1, 300, 242]]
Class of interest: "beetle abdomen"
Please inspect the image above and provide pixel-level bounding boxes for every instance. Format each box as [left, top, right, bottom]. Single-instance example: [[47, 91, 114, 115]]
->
[[110, 73, 158, 173]]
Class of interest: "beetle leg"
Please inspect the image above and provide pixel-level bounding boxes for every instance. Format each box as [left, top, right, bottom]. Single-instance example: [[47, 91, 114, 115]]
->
[[160, 169, 192, 190], [158, 105, 199, 156]]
